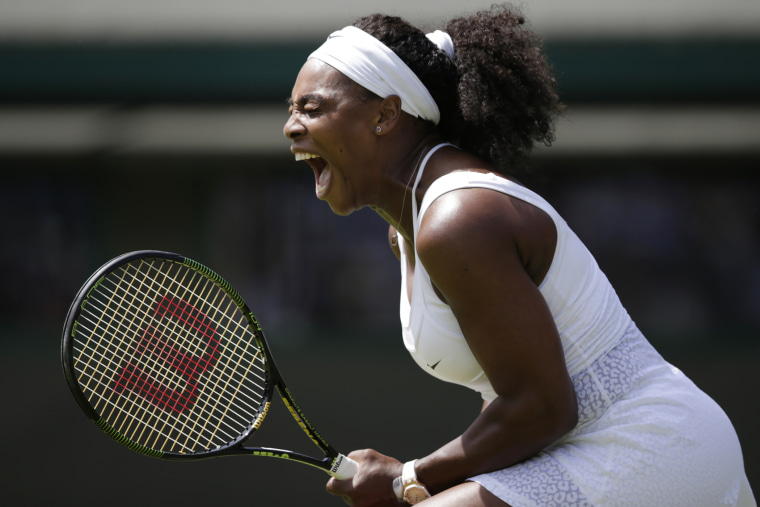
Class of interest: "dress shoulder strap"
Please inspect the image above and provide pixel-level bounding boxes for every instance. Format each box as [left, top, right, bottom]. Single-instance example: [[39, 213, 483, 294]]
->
[[411, 143, 452, 240]]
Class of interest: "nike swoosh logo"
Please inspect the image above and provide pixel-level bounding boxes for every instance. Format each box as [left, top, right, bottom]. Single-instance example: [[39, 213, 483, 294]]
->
[[428, 360, 441, 370]]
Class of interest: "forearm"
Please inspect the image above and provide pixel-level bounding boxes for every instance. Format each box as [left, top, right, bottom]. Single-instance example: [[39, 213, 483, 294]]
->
[[414, 392, 577, 493]]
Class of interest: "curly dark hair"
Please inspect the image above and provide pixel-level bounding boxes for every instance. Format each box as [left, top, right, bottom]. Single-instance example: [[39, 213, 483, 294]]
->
[[353, 4, 562, 174]]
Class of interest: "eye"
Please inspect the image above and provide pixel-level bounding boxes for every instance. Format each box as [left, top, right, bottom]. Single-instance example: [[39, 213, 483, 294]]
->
[[287, 94, 326, 117]]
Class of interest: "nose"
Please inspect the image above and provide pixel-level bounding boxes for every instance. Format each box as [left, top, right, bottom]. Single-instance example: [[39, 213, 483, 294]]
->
[[283, 112, 305, 140]]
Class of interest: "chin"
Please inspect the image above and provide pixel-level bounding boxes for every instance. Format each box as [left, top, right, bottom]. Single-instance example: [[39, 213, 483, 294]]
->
[[328, 205, 356, 217], [325, 199, 359, 217]]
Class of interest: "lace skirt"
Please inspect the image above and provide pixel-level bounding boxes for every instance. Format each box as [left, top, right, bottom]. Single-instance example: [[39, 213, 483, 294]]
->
[[470, 326, 754, 506]]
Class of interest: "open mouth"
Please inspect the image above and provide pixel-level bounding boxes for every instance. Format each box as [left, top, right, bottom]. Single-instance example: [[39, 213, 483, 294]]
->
[[295, 152, 331, 198]]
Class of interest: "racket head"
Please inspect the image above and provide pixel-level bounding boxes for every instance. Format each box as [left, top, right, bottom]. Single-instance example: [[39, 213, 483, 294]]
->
[[61, 251, 275, 460]]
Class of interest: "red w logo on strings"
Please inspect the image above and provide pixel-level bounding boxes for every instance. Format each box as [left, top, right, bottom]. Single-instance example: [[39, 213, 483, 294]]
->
[[112, 295, 221, 414]]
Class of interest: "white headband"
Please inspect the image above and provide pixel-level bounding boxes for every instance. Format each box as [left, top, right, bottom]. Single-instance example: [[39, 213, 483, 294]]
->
[[309, 26, 454, 126]]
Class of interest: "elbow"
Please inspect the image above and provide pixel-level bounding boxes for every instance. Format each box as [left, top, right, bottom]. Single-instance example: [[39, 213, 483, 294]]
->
[[556, 395, 579, 436], [543, 385, 579, 440], [491, 383, 579, 443], [514, 384, 579, 444], [470, 388, 579, 473], [462, 387, 578, 475]]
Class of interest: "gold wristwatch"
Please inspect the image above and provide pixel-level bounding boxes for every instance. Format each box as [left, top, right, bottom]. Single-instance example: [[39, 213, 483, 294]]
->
[[392, 460, 431, 505]]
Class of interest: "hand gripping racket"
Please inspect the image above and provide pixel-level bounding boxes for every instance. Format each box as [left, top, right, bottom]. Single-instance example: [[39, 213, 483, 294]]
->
[[61, 250, 357, 480]]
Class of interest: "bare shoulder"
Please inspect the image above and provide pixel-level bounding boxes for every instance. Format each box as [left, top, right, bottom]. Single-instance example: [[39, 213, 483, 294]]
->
[[416, 184, 557, 287]]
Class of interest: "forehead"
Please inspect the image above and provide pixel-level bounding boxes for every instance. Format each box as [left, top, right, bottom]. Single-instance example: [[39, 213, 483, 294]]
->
[[290, 59, 366, 102]]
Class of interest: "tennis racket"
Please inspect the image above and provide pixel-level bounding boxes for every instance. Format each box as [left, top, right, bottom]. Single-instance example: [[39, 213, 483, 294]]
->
[[61, 250, 358, 480]]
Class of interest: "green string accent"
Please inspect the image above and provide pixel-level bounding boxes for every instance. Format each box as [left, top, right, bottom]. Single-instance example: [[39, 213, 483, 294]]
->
[[95, 417, 165, 459]]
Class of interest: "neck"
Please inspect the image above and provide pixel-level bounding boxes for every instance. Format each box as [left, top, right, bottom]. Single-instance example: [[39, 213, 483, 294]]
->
[[371, 133, 440, 242]]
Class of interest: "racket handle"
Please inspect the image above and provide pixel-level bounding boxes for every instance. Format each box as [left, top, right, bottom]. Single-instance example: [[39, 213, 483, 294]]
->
[[330, 454, 359, 480]]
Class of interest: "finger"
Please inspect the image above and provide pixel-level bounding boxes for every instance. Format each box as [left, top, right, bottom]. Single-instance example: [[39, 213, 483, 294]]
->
[[326, 476, 352, 496]]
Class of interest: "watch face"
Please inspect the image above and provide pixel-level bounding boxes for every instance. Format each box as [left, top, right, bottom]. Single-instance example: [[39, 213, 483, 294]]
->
[[404, 484, 431, 504]]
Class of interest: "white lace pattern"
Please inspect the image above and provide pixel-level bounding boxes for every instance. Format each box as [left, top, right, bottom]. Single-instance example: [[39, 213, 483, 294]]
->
[[470, 327, 753, 506]]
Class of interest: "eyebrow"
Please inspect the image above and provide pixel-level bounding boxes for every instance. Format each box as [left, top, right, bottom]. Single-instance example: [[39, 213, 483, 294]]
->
[[286, 93, 327, 108]]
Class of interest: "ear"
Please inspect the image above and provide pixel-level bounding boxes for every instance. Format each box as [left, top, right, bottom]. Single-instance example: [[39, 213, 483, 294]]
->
[[375, 95, 403, 134]]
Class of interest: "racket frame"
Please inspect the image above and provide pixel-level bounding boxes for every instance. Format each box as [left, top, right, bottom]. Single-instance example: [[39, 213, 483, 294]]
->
[[61, 250, 351, 476]]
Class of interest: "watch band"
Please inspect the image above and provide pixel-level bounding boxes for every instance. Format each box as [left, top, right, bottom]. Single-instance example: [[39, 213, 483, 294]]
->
[[393, 460, 431, 505], [402, 460, 419, 484], [393, 475, 404, 501]]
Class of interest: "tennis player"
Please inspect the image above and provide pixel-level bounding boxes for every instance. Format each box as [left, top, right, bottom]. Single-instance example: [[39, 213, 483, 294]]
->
[[283, 5, 755, 506]]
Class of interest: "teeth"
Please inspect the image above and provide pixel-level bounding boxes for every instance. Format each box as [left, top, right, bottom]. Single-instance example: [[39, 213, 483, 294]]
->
[[294, 152, 320, 162]]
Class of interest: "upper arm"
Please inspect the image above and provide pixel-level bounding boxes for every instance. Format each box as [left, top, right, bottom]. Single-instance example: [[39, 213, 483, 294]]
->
[[416, 188, 575, 413]]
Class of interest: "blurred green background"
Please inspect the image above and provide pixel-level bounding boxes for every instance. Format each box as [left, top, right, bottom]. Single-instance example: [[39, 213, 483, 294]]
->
[[1, 1, 758, 505]]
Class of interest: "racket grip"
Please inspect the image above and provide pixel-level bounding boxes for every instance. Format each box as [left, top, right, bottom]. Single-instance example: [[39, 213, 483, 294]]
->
[[330, 453, 359, 480]]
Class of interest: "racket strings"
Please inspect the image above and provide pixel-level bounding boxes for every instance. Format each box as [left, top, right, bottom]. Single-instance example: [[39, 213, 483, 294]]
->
[[73, 286, 243, 452], [76, 266, 265, 415], [77, 279, 267, 405], [72, 258, 270, 455], [85, 269, 266, 413], [76, 262, 262, 452], [107, 262, 264, 433], [74, 304, 262, 448], [74, 306, 265, 428]]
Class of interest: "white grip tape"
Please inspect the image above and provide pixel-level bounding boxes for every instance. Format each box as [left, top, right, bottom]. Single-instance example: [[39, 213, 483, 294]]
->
[[330, 453, 359, 480]]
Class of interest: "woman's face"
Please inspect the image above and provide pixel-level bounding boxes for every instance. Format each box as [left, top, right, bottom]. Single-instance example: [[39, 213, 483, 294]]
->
[[284, 59, 382, 215]]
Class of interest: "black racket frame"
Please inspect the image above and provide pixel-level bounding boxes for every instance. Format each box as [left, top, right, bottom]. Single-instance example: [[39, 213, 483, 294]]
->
[[61, 250, 344, 473]]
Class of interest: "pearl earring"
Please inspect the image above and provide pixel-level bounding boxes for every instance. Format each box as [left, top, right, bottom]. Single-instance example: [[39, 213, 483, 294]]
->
[[376, 125, 382, 134]]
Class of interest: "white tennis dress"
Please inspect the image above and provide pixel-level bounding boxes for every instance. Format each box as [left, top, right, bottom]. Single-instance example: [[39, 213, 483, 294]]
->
[[398, 144, 755, 506]]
